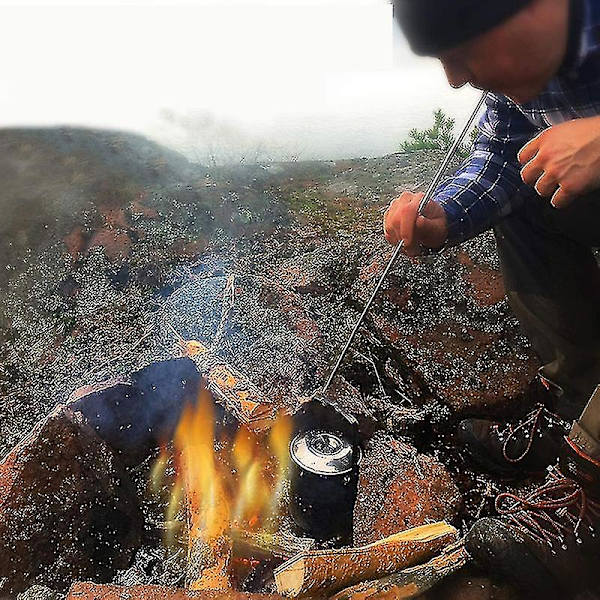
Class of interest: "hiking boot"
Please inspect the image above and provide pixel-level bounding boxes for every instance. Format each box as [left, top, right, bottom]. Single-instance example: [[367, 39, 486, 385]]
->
[[457, 403, 569, 476], [465, 437, 600, 599]]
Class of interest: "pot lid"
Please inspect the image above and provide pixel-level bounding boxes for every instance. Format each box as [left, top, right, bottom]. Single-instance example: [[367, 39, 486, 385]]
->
[[290, 430, 355, 475]]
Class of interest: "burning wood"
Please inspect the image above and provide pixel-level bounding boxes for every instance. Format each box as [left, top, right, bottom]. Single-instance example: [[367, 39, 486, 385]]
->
[[151, 384, 292, 592], [168, 387, 232, 590], [330, 542, 468, 600], [273, 521, 458, 598], [66, 582, 288, 600], [187, 534, 233, 591], [231, 530, 314, 561], [174, 332, 276, 429]]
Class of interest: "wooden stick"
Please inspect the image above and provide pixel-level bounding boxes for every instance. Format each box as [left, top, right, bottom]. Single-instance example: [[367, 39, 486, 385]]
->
[[330, 542, 468, 600], [184, 453, 233, 590], [183, 343, 276, 428], [274, 521, 458, 598], [187, 533, 233, 591], [231, 529, 315, 561]]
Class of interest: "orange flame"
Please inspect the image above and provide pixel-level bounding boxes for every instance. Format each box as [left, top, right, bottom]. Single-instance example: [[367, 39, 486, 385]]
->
[[150, 385, 292, 589], [175, 388, 232, 542], [267, 411, 293, 522]]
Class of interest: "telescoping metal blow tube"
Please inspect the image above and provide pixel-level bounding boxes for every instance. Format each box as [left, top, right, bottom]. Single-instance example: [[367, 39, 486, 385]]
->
[[321, 90, 488, 394]]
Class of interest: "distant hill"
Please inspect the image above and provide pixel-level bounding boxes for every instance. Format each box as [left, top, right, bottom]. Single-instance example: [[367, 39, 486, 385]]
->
[[0, 127, 201, 284]]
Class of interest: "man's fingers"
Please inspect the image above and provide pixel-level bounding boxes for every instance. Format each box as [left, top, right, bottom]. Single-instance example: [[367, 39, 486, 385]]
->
[[403, 192, 427, 252], [520, 158, 544, 187], [550, 186, 574, 209], [399, 198, 419, 249], [383, 192, 422, 248], [383, 191, 434, 253], [383, 209, 404, 245], [383, 210, 397, 245], [383, 220, 400, 245], [518, 131, 543, 165], [418, 196, 439, 219], [383, 196, 405, 245], [534, 171, 558, 197]]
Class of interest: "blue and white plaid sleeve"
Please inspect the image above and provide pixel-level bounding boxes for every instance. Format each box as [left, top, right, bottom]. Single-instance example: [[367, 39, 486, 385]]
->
[[433, 93, 540, 246]]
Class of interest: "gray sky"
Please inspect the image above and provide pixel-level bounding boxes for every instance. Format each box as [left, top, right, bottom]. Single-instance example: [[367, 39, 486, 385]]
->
[[0, 0, 479, 162]]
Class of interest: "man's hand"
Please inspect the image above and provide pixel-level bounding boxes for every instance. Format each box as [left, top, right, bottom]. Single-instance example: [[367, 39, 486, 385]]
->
[[518, 116, 600, 208], [383, 191, 448, 256]]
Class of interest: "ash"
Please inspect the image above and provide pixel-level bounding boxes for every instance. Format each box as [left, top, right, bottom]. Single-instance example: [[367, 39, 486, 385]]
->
[[114, 546, 186, 588]]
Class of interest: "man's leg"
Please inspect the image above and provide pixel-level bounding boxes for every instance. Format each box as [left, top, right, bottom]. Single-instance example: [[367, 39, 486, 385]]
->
[[570, 384, 600, 460], [463, 196, 600, 596], [457, 193, 600, 476], [494, 192, 600, 418]]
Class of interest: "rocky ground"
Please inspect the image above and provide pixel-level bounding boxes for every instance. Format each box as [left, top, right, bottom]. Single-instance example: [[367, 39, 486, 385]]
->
[[0, 128, 542, 598]]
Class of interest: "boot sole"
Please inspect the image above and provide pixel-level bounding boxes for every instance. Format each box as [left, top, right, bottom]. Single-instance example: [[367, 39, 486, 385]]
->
[[465, 517, 565, 599]]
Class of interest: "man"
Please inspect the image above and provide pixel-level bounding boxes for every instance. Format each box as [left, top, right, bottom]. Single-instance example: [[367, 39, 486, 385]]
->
[[388, 0, 600, 595]]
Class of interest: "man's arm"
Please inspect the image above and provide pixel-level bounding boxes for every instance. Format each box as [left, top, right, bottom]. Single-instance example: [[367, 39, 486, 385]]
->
[[434, 93, 539, 245]]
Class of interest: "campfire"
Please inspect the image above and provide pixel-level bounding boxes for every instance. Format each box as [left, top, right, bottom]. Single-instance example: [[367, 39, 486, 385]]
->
[[151, 385, 292, 591], [0, 358, 467, 600]]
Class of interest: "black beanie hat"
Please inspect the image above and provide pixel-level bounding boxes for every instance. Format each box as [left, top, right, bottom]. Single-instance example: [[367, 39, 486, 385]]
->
[[394, 0, 533, 56]]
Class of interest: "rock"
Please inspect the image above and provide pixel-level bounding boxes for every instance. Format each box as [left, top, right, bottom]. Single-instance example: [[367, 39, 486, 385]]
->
[[131, 358, 204, 441], [99, 206, 130, 230], [0, 405, 143, 595], [130, 196, 158, 219], [277, 264, 329, 296], [57, 275, 81, 300], [68, 382, 149, 463], [68, 377, 129, 402], [355, 231, 539, 417], [135, 264, 163, 289], [87, 228, 132, 260], [401, 323, 539, 415], [64, 226, 87, 260], [358, 255, 385, 283], [66, 583, 287, 600], [172, 238, 208, 260], [370, 308, 539, 416], [153, 274, 332, 411], [353, 432, 461, 546], [68, 358, 203, 465], [457, 251, 506, 308], [321, 376, 378, 429]]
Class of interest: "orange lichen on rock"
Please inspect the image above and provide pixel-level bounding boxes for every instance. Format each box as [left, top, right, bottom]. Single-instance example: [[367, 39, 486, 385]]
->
[[353, 433, 461, 546], [457, 251, 505, 307], [87, 228, 132, 260]]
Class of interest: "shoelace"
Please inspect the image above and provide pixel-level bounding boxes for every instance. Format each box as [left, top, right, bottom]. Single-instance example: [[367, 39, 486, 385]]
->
[[495, 467, 600, 547], [499, 404, 564, 464]]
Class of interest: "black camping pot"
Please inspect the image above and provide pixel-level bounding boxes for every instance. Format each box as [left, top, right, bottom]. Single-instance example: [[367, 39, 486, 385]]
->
[[288, 428, 361, 545]]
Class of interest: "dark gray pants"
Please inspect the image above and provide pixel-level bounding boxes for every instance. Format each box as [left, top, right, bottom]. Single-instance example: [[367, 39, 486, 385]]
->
[[494, 193, 600, 454]]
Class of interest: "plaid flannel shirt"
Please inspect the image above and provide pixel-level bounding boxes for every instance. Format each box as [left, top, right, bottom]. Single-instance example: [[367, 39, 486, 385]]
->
[[435, 0, 600, 246]]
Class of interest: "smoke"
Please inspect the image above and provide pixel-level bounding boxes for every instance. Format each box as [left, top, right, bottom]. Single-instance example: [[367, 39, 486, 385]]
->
[[155, 68, 479, 166], [159, 108, 303, 166]]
